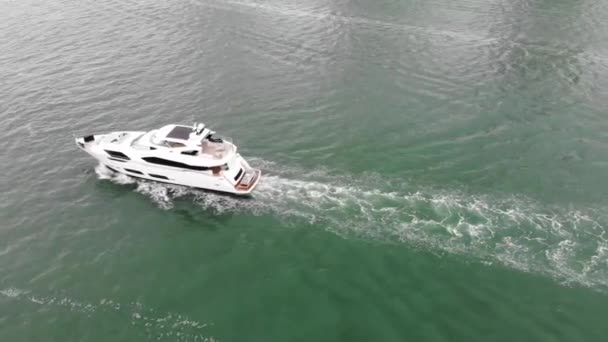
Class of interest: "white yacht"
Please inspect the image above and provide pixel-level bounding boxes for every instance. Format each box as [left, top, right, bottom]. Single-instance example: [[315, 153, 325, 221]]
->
[[76, 123, 261, 195]]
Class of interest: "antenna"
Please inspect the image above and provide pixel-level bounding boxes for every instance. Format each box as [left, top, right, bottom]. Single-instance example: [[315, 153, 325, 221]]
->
[[190, 114, 196, 127]]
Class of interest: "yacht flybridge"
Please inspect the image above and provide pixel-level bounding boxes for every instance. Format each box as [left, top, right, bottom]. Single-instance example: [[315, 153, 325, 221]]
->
[[76, 123, 261, 195]]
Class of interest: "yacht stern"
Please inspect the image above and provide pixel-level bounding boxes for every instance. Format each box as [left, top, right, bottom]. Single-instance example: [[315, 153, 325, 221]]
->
[[234, 168, 262, 195]]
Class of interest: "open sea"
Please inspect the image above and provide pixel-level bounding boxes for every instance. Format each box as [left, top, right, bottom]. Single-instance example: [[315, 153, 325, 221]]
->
[[2, 0, 608, 341]]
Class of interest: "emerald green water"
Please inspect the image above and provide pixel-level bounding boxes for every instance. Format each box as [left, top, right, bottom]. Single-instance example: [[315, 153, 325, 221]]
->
[[2, 0, 608, 341]]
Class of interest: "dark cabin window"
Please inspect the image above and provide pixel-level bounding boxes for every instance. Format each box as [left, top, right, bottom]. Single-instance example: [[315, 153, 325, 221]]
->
[[234, 169, 243, 181], [142, 157, 210, 171], [124, 168, 143, 175], [149, 174, 169, 180], [181, 150, 198, 156], [104, 150, 130, 160]]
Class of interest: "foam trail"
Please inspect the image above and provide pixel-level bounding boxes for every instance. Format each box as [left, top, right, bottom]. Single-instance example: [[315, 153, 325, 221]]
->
[[0, 287, 217, 341], [94, 161, 608, 290], [95, 164, 136, 185]]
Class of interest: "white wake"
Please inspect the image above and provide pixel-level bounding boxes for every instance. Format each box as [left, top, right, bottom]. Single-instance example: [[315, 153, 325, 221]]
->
[[94, 161, 608, 290]]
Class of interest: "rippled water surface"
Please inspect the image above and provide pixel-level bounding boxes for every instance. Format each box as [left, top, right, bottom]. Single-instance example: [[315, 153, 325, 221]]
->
[[2, 0, 608, 341]]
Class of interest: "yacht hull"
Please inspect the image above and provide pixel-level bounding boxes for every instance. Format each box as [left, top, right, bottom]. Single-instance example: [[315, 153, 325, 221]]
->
[[102, 164, 258, 198], [76, 133, 261, 196]]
